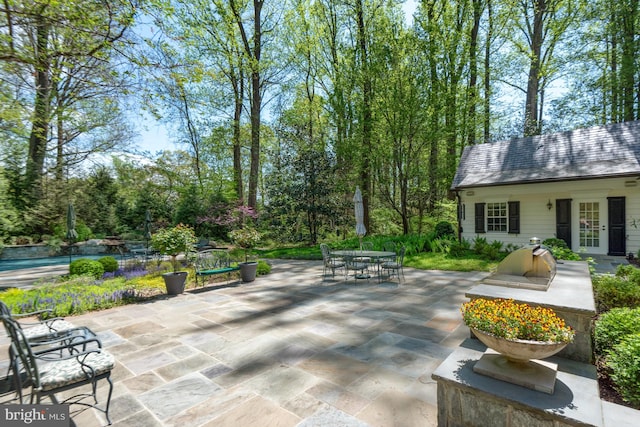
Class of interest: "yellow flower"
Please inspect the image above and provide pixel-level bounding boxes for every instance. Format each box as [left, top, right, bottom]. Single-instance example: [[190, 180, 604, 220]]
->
[[461, 298, 574, 343]]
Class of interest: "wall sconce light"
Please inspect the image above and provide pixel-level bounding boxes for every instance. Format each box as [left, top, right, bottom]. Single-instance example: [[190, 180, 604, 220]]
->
[[546, 199, 553, 210]]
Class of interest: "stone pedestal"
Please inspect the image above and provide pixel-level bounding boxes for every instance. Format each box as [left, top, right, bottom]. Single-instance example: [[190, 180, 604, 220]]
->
[[473, 350, 559, 394], [432, 339, 604, 427]]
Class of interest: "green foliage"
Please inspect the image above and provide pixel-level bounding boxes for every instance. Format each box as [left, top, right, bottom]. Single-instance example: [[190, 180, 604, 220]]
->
[[542, 237, 582, 261], [80, 167, 119, 235], [448, 238, 472, 258], [542, 237, 568, 248], [69, 258, 105, 279], [429, 237, 454, 254], [74, 222, 93, 242], [98, 256, 119, 273], [256, 260, 271, 276], [229, 227, 262, 262], [592, 269, 640, 312], [434, 221, 455, 239], [44, 236, 63, 254], [0, 169, 19, 241], [151, 224, 197, 272], [0, 277, 139, 318], [608, 334, 640, 406], [614, 264, 640, 285], [470, 237, 506, 261], [593, 307, 640, 354]]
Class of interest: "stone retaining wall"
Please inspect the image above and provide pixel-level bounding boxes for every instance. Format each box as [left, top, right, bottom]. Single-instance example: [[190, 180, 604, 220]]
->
[[0, 241, 138, 260]]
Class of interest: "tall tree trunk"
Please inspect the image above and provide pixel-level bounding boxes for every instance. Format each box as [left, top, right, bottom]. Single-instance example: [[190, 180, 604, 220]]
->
[[355, 0, 372, 232], [524, 0, 546, 136], [620, 0, 638, 121], [484, 0, 492, 142], [468, 0, 482, 146], [25, 13, 51, 204], [55, 109, 64, 181], [233, 72, 244, 202], [231, 0, 263, 211], [248, 0, 263, 211]]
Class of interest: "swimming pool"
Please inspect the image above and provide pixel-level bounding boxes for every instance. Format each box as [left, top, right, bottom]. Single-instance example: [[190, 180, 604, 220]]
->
[[0, 255, 113, 272]]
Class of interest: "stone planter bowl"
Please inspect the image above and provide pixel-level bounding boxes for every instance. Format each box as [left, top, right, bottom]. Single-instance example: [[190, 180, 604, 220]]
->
[[471, 328, 569, 363]]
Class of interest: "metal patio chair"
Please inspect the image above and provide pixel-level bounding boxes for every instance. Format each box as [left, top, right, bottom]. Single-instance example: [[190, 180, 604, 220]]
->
[[380, 245, 406, 283], [2, 315, 115, 424], [320, 243, 345, 280]]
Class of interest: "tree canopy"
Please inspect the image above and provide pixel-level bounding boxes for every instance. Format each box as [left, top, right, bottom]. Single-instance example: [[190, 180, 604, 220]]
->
[[0, 0, 638, 245]]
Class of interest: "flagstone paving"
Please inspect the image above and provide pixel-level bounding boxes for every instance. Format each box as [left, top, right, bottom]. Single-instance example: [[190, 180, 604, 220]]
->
[[1, 260, 489, 426]]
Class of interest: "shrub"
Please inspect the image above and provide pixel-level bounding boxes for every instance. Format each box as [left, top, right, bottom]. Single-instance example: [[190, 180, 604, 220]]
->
[[434, 221, 455, 239], [541, 238, 581, 260], [256, 260, 271, 276], [593, 307, 640, 354], [429, 237, 453, 254], [151, 224, 198, 272], [592, 273, 640, 312], [542, 237, 568, 248], [98, 256, 119, 273], [470, 236, 505, 260], [608, 334, 640, 406], [472, 236, 488, 255], [615, 264, 640, 286], [448, 238, 471, 257], [69, 258, 104, 279]]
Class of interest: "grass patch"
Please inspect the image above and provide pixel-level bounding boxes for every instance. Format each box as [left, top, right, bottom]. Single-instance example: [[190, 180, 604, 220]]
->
[[258, 244, 498, 272], [405, 252, 498, 272]]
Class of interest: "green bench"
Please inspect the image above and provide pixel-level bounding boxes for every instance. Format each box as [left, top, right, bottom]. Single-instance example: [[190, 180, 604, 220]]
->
[[194, 249, 240, 286]]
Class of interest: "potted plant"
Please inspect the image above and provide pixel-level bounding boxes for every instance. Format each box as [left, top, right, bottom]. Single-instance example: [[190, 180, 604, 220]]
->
[[151, 224, 197, 294], [461, 298, 575, 363], [229, 226, 261, 282]]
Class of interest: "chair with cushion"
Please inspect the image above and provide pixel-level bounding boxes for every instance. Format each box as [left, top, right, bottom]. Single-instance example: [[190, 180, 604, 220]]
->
[[320, 243, 345, 280], [344, 251, 371, 283], [381, 245, 406, 283], [0, 301, 76, 342], [2, 315, 115, 424]]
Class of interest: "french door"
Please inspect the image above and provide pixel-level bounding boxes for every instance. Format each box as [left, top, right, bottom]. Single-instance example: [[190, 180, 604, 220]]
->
[[574, 200, 607, 254]]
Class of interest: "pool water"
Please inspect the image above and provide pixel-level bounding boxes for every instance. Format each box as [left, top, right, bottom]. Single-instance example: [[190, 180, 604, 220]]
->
[[0, 255, 112, 272]]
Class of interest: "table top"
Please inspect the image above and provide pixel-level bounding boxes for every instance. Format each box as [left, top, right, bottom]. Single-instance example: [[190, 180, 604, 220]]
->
[[330, 250, 396, 258]]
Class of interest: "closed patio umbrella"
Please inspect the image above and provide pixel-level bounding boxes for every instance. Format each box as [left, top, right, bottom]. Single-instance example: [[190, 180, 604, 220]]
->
[[354, 186, 366, 250], [65, 203, 78, 263]]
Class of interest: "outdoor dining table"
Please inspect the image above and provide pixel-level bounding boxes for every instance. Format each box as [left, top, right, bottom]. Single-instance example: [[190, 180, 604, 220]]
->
[[330, 250, 396, 281]]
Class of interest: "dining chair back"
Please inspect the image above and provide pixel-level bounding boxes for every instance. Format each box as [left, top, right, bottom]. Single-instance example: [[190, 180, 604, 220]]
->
[[381, 245, 406, 283]]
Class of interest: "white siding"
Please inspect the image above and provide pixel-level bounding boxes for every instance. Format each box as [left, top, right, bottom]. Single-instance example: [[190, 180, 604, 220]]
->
[[457, 177, 640, 255]]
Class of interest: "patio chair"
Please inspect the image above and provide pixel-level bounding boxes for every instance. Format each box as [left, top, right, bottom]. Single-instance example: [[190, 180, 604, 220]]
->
[[320, 243, 345, 280], [0, 300, 76, 343], [354, 241, 374, 263], [2, 315, 114, 424], [381, 245, 406, 283], [344, 251, 371, 283]]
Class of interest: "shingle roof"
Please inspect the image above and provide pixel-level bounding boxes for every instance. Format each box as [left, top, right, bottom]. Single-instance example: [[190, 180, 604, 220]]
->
[[451, 120, 640, 189]]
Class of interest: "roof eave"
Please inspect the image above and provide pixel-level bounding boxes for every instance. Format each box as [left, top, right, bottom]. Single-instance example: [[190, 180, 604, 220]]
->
[[451, 172, 640, 191]]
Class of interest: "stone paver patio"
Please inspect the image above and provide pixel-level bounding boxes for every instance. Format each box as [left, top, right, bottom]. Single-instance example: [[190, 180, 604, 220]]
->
[[0, 260, 490, 426]]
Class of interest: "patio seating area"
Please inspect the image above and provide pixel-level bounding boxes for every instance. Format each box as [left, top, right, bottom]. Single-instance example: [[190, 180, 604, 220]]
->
[[0, 260, 485, 426], [1, 257, 636, 426]]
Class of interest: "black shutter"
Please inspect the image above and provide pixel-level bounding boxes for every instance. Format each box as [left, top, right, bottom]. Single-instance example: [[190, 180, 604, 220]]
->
[[508, 201, 520, 234], [475, 203, 485, 233]]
